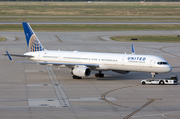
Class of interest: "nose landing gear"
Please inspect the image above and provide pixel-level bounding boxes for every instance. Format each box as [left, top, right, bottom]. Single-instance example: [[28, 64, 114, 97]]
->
[[151, 72, 158, 79]]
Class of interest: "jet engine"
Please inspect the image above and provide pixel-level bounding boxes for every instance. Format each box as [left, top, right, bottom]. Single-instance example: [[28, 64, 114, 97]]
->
[[112, 70, 130, 74], [72, 66, 91, 77]]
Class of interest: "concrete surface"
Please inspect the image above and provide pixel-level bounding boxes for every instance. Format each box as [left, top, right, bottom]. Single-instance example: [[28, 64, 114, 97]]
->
[[0, 30, 180, 119]]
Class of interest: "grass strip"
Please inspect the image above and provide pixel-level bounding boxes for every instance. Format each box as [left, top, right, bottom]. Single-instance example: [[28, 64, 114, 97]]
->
[[0, 37, 6, 41], [0, 18, 180, 22], [0, 2, 180, 16], [110, 35, 180, 42], [0, 24, 180, 31]]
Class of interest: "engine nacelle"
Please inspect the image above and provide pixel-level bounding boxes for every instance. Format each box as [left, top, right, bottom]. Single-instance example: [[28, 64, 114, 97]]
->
[[72, 67, 91, 77], [112, 70, 130, 74]]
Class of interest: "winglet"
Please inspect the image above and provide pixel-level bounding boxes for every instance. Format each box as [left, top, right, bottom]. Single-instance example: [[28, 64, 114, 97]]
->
[[6, 51, 12, 61], [131, 44, 135, 54]]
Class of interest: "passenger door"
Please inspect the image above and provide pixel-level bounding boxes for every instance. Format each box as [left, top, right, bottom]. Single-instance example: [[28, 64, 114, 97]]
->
[[149, 59, 153, 67]]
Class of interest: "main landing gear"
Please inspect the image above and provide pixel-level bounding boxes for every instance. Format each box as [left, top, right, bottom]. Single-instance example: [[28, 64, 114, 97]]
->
[[72, 75, 82, 79], [72, 71, 105, 79], [95, 71, 104, 78]]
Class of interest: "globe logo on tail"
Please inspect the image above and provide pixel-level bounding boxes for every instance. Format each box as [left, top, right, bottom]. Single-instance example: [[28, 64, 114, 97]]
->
[[29, 34, 44, 52]]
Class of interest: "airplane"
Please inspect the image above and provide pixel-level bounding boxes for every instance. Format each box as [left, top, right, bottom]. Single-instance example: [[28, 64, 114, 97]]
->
[[4, 22, 172, 79]]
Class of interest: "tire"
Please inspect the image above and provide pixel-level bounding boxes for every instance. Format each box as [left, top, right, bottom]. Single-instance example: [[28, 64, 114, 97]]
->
[[142, 81, 146, 85], [95, 73, 104, 78], [73, 75, 77, 79], [73, 75, 82, 79], [95, 73, 99, 77], [78, 77, 82, 79], [159, 80, 164, 85], [100, 73, 104, 78]]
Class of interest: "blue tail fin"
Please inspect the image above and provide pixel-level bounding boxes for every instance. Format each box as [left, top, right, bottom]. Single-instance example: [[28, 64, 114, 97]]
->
[[22, 22, 45, 52]]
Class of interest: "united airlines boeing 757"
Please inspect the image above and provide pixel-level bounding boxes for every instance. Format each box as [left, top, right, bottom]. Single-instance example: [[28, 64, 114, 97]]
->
[[4, 22, 172, 79]]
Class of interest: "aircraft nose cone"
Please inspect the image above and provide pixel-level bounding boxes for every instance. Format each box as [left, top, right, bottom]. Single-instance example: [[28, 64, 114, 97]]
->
[[169, 65, 172, 72]]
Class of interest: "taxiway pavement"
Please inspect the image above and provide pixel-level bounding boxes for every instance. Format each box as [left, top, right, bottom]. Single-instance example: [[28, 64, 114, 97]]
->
[[0, 30, 180, 119]]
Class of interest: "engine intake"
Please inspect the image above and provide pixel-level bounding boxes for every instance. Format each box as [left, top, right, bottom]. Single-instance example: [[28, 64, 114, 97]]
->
[[72, 67, 91, 77]]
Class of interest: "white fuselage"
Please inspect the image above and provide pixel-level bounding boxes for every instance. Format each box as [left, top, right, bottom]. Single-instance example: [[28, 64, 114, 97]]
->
[[24, 50, 172, 73]]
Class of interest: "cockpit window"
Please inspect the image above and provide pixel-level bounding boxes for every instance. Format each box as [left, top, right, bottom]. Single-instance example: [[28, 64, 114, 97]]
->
[[157, 62, 168, 65]]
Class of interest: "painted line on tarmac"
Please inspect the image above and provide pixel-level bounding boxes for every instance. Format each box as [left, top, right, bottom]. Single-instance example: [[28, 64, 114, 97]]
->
[[101, 85, 139, 109], [142, 45, 180, 58], [123, 98, 161, 119], [46, 66, 70, 107], [159, 45, 180, 58], [55, 34, 62, 42], [101, 85, 162, 119]]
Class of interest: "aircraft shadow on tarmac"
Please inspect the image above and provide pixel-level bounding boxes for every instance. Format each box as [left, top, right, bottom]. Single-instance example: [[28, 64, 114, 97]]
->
[[93, 72, 150, 81]]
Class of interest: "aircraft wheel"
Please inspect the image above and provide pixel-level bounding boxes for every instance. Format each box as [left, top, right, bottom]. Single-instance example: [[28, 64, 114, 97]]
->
[[95, 73, 104, 78], [73, 75, 82, 79], [95, 73, 99, 77], [78, 77, 82, 79], [100, 73, 104, 78], [73, 75, 77, 79]]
